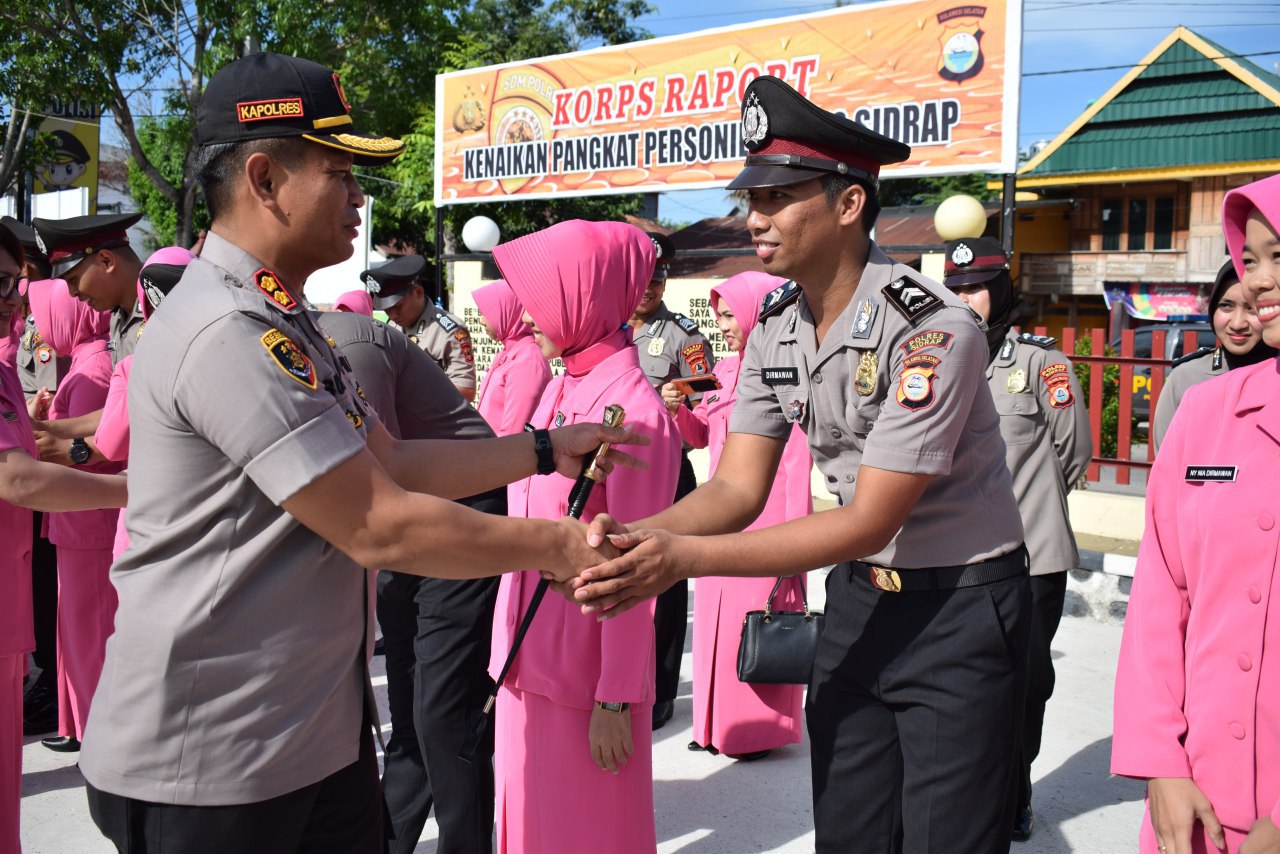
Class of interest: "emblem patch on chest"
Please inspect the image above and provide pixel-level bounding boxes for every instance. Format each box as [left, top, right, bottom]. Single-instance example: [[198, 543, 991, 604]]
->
[[855, 351, 878, 396], [762, 367, 800, 386], [648, 338, 665, 357], [261, 329, 317, 389], [254, 268, 298, 312], [896, 354, 940, 411], [1006, 369, 1027, 394]]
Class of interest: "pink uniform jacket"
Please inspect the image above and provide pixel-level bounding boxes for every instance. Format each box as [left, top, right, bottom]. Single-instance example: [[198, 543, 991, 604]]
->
[[1113, 358, 1280, 835], [490, 345, 679, 706], [475, 279, 551, 436]]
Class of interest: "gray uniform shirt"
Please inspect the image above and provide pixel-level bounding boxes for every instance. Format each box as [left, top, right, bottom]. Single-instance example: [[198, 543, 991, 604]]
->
[[17, 314, 69, 398], [317, 311, 492, 443], [391, 303, 477, 393], [109, 299, 145, 366], [729, 245, 1023, 568], [987, 331, 1091, 576], [80, 232, 378, 806], [1151, 348, 1224, 454], [632, 303, 716, 391]]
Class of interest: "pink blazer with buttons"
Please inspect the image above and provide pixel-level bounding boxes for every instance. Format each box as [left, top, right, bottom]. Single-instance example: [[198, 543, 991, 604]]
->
[[1112, 357, 1280, 831], [490, 345, 679, 708]]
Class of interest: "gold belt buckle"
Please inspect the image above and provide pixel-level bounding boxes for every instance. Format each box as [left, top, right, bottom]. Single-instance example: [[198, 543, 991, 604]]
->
[[870, 566, 902, 593]]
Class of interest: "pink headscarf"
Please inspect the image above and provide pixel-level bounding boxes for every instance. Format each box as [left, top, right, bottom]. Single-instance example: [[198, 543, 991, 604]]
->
[[493, 220, 655, 376], [473, 279, 531, 345], [137, 246, 196, 320], [333, 289, 374, 316], [709, 272, 790, 346], [27, 278, 109, 358], [1224, 173, 1280, 280]]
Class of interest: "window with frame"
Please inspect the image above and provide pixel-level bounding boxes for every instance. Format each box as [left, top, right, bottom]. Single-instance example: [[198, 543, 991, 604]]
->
[[1153, 197, 1174, 250], [1128, 199, 1148, 251], [1101, 198, 1122, 251]]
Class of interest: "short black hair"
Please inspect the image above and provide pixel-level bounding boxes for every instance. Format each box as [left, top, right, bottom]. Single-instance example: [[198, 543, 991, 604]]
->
[[820, 173, 881, 234], [194, 137, 311, 221]]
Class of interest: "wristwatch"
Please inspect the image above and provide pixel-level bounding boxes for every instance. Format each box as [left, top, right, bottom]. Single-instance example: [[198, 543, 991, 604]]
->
[[595, 701, 629, 714], [528, 427, 555, 476], [69, 437, 91, 466]]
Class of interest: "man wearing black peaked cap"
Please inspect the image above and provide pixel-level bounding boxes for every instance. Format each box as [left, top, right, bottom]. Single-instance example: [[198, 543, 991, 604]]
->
[[77, 51, 640, 853], [363, 253, 477, 401], [575, 75, 1031, 853]]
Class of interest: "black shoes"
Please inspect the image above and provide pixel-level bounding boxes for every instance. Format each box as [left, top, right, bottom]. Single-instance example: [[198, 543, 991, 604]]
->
[[41, 736, 81, 753], [651, 700, 674, 731], [22, 680, 57, 736], [728, 749, 772, 762], [1012, 805, 1034, 841], [687, 741, 719, 755]]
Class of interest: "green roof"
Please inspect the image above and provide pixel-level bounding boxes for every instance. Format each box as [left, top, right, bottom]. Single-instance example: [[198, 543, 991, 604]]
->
[[1024, 29, 1280, 177]]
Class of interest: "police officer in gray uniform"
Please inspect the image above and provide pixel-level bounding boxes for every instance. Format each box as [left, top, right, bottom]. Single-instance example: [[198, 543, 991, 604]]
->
[[78, 51, 638, 852], [0, 218, 71, 400], [367, 253, 478, 401], [1151, 259, 1275, 453], [628, 231, 715, 730], [574, 76, 1031, 853], [943, 237, 1091, 842], [317, 308, 502, 854]]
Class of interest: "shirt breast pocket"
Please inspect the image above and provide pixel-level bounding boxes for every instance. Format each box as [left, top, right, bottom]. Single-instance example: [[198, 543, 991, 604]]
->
[[993, 391, 1043, 446]]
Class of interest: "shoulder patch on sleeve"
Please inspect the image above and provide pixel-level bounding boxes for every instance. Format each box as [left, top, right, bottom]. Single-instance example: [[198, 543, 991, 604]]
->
[[436, 313, 459, 334], [882, 277, 943, 326], [1018, 332, 1057, 349], [673, 313, 699, 334], [453, 328, 475, 364], [261, 329, 317, 389], [759, 281, 801, 321], [1172, 345, 1215, 367], [681, 341, 711, 375]]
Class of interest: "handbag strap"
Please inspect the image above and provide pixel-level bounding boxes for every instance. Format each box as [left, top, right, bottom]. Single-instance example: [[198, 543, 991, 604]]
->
[[763, 574, 811, 619]]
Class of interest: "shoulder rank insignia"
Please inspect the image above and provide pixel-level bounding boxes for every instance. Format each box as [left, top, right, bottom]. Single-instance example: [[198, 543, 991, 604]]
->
[[1018, 332, 1057, 349], [673, 313, 699, 335], [254, 268, 298, 312], [261, 329, 317, 389], [436, 313, 459, 334], [759, 280, 801, 321], [1172, 345, 1215, 368], [882, 277, 943, 326]]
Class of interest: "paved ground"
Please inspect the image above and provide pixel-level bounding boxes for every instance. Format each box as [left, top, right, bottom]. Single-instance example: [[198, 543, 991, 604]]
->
[[19, 574, 1145, 853]]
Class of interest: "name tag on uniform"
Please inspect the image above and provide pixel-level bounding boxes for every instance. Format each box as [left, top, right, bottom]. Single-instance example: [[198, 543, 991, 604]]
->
[[762, 367, 799, 386], [1185, 466, 1237, 482]]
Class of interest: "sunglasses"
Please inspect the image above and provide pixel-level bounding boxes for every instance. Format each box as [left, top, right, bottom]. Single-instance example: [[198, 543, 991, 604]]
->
[[0, 275, 27, 300]]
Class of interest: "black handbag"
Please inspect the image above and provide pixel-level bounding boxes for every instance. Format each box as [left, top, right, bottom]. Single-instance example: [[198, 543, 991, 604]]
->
[[736, 575, 825, 685]]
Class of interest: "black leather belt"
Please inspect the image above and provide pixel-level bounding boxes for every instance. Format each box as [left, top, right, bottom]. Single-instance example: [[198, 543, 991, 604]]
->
[[851, 545, 1029, 593]]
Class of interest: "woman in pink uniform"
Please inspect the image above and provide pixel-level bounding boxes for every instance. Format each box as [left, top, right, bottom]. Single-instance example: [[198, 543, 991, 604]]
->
[[474, 278, 552, 436], [1113, 172, 1280, 854], [27, 279, 124, 752], [0, 229, 126, 852], [333, 289, 373, 316], [660, 271, 813, 760], [488, 221, 679, 854]]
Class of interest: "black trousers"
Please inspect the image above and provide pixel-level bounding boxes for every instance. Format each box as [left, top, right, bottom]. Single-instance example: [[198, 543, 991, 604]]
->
[[1014, 571, 1068, 811], [30, 512, 58, 676], [807, 563, 1031, 854], [87, 719, 384, 853], [654, 453, 697, 704]]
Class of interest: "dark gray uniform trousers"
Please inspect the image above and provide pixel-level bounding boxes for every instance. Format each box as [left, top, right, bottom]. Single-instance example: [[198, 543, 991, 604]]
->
[[1014, 571, 1068, 812], [807, 564, 1031, 854]]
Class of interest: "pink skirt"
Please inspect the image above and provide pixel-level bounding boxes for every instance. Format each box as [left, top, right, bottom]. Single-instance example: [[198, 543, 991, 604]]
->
[[495, 686, 655, 853]]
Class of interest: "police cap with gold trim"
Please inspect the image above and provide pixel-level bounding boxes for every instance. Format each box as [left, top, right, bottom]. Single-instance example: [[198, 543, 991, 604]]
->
[[726, 76, 911, 190], [32, 211, 142, 278], [197, 52, 405, 166], [361, 253, 425, 310], [942, 237, 1008, 288]]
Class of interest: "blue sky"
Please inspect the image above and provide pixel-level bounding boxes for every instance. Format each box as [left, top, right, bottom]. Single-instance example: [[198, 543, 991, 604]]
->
[[636, 0, 1280, 224]]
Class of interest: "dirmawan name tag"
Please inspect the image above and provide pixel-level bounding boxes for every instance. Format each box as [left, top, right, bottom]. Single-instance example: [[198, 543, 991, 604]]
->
[[1185, 466, 1237, 482]]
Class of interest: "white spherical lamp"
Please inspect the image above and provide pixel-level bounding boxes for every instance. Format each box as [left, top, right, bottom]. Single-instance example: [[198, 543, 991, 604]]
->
[[461, 216, 501, 252], [934, 194, 988, 241]]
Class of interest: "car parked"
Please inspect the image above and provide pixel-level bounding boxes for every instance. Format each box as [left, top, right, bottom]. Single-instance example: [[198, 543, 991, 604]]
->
[[1110, 322, 1215, 424]]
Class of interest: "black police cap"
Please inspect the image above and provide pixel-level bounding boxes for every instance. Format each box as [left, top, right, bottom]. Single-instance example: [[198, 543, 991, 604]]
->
[[0, 217, 45, 262], [726, 76, 911, 191], [362, 254, 425, 310], [197, 52, 405, 167], [139, 262, 187, 316], [942, 237, 1009, 288], [646, 232, 675, 281], [32, 212, 143, 278]]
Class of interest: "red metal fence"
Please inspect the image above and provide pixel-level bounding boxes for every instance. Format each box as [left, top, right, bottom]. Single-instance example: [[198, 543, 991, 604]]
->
[[1032, 326, 1200, 485]]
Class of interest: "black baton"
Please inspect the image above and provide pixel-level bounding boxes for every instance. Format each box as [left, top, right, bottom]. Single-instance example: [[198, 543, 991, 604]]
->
[[460, 404, 626, 762]]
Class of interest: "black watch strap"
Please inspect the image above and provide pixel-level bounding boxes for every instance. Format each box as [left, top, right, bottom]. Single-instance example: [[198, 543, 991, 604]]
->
[[69, 437, 91, 465], [529, 427, 555, 476]]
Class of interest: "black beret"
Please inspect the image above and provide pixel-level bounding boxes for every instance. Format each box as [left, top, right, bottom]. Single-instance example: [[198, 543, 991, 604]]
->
[[362, 254, 425, 310], [32, 212, 142, 277], [726, 76, 911, 190], [943, 237, 1008, 287], [197, 52, 404, 167]]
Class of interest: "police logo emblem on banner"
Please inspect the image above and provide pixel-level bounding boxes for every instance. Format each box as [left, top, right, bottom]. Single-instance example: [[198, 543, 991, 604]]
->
[[254, 268, 297, 312], [261, 329, 317, 389], [937, 6, 986, 84], [741, 92, 769, 147], [452, 87, 486, 133]]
